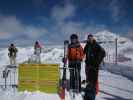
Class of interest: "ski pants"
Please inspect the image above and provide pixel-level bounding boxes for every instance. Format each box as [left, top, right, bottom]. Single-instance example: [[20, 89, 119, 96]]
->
[[83, 85, 96, 100], [69, 61, 81, 92], [35, 54, 41, 63], [9, 56, 16, 65], [85, 64, 99, 87]]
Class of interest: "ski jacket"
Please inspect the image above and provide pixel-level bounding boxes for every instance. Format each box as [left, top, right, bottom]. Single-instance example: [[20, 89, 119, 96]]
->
[[68, 42, 84, 61], [84, 41, 105, 67], [8, 46, 18, 57]]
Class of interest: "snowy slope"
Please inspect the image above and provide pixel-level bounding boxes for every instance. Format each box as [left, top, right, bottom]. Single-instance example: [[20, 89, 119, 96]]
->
[[0, 46, 132, 100], [97, 70, 133, 100], [0, 70, 133, 100], [0, 31, 133, 100]]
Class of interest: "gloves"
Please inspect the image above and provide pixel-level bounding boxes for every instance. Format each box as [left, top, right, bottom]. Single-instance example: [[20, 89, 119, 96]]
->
[[62, 57, 67, 63]]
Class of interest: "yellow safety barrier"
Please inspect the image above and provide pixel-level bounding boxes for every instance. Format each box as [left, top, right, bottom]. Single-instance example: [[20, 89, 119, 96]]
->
[[18, 64, 60, 93]]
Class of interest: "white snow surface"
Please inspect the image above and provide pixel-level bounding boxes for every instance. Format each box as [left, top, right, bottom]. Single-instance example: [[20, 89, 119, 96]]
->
[[0, 31, 133, 100], [0, 70, 133, 100]]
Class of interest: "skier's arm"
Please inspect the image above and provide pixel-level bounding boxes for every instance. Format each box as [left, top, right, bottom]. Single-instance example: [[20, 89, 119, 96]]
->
[[83, 44, 87, 59], [95, 43, 105, 66], [16, 48, 18, 52], [8, 47, 11, 57], [83, 44, 87, 54], [8, 47, 11, 51], [80, 46, 84, 60]]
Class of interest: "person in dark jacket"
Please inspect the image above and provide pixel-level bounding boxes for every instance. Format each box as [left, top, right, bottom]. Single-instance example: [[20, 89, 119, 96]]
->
[[8, 43, 18, 65], [83, 34, 105, 100], [68, 34, 84, 93]]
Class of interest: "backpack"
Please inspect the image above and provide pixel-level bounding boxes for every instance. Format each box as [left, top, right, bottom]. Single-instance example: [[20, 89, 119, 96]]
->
[[98, 46, 106, 64], [68, 44, 84, 61]]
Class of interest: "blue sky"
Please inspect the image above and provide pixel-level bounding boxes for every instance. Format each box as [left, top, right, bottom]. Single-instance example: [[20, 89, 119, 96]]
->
[[0, 0, 133, 46]]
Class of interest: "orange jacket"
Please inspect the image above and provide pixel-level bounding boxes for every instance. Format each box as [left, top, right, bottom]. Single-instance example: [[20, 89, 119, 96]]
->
[[68, 44, 84, 61]]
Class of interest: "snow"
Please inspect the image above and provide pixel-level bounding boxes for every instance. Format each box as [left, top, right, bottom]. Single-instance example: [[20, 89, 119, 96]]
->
[[0, 70, 133, 100], [0, 30, 133, 100], [97, 70, 133, 100], [102, 63, 133, 81]]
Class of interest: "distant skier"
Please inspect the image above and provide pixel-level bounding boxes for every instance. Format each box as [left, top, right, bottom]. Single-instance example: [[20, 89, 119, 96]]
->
[[68, 34, 84, 93], [83, 34, 105, 100], [8, 43, 18, 65], [34, 41, 42, 63]]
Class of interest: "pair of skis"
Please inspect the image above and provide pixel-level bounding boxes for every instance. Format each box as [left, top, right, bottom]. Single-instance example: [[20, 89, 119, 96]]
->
[[59, 40, 69, 100]]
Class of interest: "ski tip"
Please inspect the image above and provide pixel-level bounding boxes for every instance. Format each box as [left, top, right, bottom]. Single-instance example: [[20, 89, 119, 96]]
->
[[64, 40, 69, 44], [58, 87, 65, 100]]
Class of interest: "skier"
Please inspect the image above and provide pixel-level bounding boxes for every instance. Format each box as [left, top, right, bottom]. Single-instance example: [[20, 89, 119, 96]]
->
[[8, 43, 18, 65], [34, 41, 42, 63], [67, 34, 84, 93], [83, 34, 105, 100]]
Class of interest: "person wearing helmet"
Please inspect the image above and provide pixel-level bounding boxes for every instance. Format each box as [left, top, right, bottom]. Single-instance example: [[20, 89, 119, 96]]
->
[[68, 34, 84, 93], [8, 43, 18, 65], [34, 41, 42, 63], [83, 34, 105, 100]]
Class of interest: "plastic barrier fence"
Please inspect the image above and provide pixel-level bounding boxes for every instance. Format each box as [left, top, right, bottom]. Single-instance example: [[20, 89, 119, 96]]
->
[[18, 64, 59, 93]]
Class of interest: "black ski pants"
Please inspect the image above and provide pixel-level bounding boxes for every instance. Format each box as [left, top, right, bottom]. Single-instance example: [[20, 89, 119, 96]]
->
[[69, 61, 81, 92]]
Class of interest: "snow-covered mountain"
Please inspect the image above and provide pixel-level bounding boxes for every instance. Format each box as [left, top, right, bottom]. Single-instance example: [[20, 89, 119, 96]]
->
[[0, 30, 133, 66], [0, 30, 133, 76], [94, 30, 133, 65]]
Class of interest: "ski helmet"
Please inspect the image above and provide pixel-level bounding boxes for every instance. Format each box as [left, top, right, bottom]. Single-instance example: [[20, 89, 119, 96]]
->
[[70, 34, 78, 40]]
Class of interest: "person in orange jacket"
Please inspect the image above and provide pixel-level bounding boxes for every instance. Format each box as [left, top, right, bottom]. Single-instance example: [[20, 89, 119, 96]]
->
[[68, 34, 84, 93]]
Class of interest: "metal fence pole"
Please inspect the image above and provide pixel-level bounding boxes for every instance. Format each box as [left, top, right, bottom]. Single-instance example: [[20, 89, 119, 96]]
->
[[115, 38, 118, 64]]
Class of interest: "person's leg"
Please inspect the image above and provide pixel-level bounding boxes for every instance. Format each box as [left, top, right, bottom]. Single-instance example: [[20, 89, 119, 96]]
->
[[13, 56, 16, 65], [91, 69, 98, 87], [9, 57, 12, 65], [69, 63, 75, 90], [85, 64, 89, 81], [11, 56, 14, 65], [84, 84, 96, 100], [76, 62, 81, 92], [89, 68, 98, 100], [69, 68, 75, 90], [39, 54, 41, 63], [92, 88, 96, 100], [35, 55, 38, 63], [78, 68, 81, 92]]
